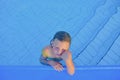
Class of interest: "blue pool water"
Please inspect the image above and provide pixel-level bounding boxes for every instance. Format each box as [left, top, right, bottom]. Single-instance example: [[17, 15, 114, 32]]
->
[[0, 0, 120, 66]]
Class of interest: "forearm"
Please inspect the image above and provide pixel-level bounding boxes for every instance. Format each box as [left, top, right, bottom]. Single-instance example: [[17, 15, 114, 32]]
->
[[40, 59, 50, 66], [40, 58, 59, 66], [65, 60, 75, 75]]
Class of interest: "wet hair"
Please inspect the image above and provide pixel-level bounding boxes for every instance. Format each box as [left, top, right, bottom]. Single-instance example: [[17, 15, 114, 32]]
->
[[51, 31, 71, 44]]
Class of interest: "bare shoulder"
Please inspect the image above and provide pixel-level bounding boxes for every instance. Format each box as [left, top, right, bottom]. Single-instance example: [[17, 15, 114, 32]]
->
[[42, 46, 50, 52], [42, 45, 51, 57]]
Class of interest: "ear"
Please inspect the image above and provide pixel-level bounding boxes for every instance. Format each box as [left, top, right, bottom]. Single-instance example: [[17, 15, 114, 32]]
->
[[50, 39, 54, 47]]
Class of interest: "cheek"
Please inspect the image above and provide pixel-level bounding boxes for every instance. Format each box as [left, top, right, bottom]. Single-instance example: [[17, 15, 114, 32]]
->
[[53, 48, 58, 53]]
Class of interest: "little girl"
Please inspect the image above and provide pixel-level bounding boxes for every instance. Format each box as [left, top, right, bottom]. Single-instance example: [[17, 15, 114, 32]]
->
[[40, 31, 75, 75]]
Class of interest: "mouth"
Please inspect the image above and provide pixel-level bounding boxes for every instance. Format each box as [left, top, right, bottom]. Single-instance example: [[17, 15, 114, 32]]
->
[[56, 53, 63, 56], [56, 54, 61, 56], [56, 54, 60, 56]]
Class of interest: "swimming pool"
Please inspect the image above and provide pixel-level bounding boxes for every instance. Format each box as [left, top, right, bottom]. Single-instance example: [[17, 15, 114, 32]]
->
[[0, 66, 120, 80], [0, 0, 120, 79], [0, 0, 120, 66]]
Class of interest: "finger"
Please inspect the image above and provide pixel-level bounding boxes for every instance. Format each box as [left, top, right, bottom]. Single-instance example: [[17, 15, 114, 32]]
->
[[58, 64, 64, 71], [57, 66, 62, 72], [58, 68, 62, 72], [57, 67, 61, 72], [55, 64, 63, 72], [58, 65, 63, 72], [53, 66, 58, 71], [60, 66, 64, 71], [55, 66, 60, 72], [55, 65, 61, 72]]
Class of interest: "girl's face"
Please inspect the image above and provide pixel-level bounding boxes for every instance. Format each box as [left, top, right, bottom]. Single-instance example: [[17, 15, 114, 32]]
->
[[51, 39, 70, 56]]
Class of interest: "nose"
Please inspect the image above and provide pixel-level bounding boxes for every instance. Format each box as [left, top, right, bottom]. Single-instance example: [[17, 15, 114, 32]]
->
[[58, 50, 61, 54]]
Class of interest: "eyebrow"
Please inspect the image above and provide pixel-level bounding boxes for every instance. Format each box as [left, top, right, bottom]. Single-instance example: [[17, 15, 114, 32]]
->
[[55, 46, 67, 50]]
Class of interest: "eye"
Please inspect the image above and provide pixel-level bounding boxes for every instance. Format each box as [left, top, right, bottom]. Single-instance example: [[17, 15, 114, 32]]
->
[[54, 47, 59, 50]]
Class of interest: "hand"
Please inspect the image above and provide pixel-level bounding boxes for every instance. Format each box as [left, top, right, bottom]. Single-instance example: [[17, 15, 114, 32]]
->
[[48, 60, 64, 72], [61, 51, 69, 61], [53, 63, 64, 72]]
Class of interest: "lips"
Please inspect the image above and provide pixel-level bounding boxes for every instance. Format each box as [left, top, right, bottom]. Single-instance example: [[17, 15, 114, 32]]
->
[[56, 54, 61, 56], [56, 53, 63, 56]]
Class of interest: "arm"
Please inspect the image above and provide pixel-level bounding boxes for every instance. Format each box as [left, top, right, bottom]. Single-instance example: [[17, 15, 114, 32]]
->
[[40, 55, 50, 66], [61, 51, 75, 75], [65, 53, 75, 75], [40, 49, 62, 67], [40, 49, 49, 65]]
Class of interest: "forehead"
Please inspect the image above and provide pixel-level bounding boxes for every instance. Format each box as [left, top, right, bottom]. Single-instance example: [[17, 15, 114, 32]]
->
[[53, 39, 70, 49]]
